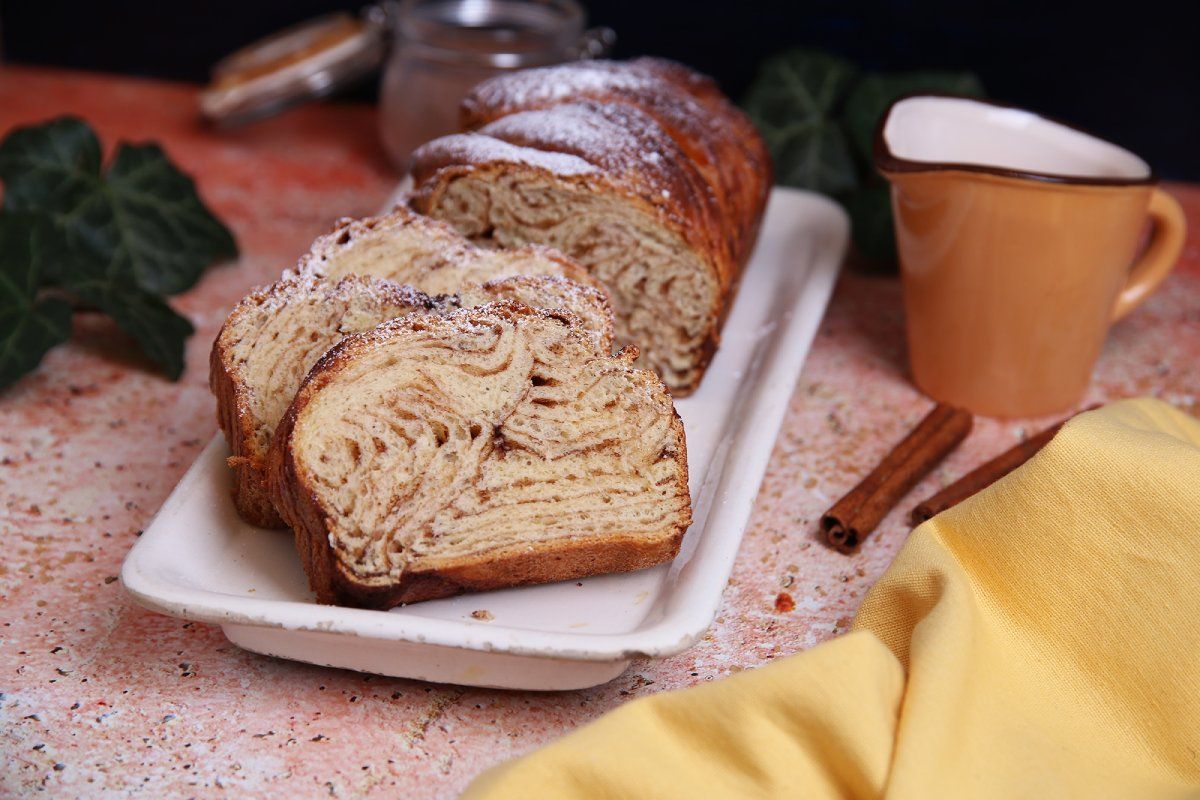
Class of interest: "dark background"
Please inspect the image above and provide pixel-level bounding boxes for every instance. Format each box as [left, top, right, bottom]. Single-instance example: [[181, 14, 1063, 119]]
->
[[2, 0, 1197, 178]]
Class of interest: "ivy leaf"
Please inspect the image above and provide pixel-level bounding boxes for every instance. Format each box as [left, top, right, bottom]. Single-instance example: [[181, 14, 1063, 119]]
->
[[843, 72, 986, 165], [0, 118, 102, 215], [743, 49, 860, 123], [0, 118, 225, 387], [842, 186, 898, 265], [0, 213, 73, 388], [0, 116, 237, 296], [54, 246, 194, 381], [104, 143, 239, 294], [743, 49, 861, 195], [770, 121, 858, 195], [95, 286, 194, 381]]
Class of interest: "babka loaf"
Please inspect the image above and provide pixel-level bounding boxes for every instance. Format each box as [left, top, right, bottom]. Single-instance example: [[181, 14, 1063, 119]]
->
[[267, 302, 691, 608], [409, 57, 771, 394], [212, 274, 613, 527]]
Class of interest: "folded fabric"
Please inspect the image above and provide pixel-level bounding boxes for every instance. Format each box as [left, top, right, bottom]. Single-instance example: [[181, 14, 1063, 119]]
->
[[462, 398, 1200, 799]]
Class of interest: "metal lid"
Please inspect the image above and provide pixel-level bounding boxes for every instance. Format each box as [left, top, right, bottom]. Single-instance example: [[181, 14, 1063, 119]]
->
[[199, 11, 386, 127]]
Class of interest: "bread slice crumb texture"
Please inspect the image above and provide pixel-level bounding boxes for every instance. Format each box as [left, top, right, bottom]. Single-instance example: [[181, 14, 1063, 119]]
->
[[270, 301, 691, 607], [211, 275, 447, 527]]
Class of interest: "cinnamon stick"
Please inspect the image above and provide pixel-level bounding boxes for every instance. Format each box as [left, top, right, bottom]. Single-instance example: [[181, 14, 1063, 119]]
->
[[821, 403, 973, 554], [910, 405, 1098, 524]]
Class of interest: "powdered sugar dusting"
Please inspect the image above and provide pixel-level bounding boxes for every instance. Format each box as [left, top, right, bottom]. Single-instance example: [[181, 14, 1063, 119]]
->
[[412, 133, 599, 178], [293, 206, 475, 280], [479, 102, 685, 190], [462, 58, 724, 153], [458, 56, 772, 263], [240, 274, 441, 317]]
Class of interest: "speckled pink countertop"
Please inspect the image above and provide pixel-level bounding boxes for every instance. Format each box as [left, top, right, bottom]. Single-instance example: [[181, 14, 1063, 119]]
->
[[2, 67, 1197, 798]]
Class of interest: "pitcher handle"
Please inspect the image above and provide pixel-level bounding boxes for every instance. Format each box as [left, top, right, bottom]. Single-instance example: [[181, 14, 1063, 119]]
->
[[1111, 188, 1187, 321]]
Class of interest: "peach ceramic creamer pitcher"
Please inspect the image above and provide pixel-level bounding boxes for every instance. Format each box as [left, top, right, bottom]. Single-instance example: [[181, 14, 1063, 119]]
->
[[876, 95, 1186, 417]]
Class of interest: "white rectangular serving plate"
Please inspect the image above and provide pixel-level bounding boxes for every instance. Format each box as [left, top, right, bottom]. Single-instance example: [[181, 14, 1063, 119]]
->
[[121, 188, 848, 690]]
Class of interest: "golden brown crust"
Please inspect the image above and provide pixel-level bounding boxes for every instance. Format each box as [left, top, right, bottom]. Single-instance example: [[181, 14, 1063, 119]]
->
[[266, 302, 691, 609], [330, 527, 688, 608], [210, 327, 286, 527]]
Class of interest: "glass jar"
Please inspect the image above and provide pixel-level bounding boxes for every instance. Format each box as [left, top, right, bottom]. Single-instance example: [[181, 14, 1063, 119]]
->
[[378, 0, 613, 170]]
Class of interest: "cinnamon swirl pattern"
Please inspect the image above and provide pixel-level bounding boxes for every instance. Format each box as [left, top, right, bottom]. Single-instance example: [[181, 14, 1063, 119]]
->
[[211, 275, 448, 528], [267, 302, 691, 609], [211, 274, 613, 528], [295, 205, 606, 297]]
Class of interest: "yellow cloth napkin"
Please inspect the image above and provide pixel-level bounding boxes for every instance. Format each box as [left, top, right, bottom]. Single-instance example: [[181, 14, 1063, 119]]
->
[[463, 398, 1200, 799]]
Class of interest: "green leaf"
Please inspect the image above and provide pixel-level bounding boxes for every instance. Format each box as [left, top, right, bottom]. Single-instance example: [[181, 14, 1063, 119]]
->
[[0, 119, 209, 382], [96, 286, 194, 381], [743, 49, 860, 123], [105, 143, 238, 294], [54, 247, 194, 381], [0, 117, 102, 214], [843, 72, 986, 165], [842, 186, 898, 265], [773, 120, 859, 195], [743, 49, 861, 194], [0, 213, 74, 388], [0, 116, 237, 296]]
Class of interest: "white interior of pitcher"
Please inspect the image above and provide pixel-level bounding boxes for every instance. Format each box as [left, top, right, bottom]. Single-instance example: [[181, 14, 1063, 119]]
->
[[883, 96, 1150, 180]]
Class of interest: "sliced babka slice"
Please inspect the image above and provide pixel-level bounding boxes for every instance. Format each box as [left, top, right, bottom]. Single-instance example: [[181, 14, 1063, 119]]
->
[[267, 302, 691, 608], [295, 205, 605, 296]]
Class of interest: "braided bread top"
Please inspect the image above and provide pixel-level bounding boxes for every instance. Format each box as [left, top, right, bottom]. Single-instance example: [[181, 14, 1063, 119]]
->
[[412, 100, 732, 285], [460, 57, 772, 262]]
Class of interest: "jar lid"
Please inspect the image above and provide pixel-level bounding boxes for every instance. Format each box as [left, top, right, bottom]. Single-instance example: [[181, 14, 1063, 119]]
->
[[199, 11, 386, 127]]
